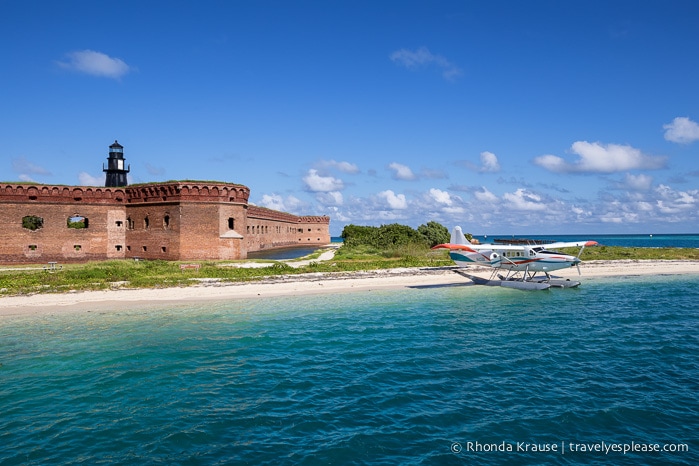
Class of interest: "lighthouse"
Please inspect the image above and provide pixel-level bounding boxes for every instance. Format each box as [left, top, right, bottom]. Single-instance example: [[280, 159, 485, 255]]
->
[[103, 140, 130, 187]]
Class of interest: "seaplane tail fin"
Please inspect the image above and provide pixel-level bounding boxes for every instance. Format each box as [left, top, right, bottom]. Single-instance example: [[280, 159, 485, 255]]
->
[[430, 226, 474, 251], [450, 226, 471, 245]]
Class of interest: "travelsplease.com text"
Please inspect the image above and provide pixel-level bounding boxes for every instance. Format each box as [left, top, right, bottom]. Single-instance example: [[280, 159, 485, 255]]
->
[[451, 441, 689, 455]]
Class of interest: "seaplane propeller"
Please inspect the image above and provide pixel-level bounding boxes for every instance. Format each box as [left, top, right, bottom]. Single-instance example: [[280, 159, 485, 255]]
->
[[575, 244, 587, 276]]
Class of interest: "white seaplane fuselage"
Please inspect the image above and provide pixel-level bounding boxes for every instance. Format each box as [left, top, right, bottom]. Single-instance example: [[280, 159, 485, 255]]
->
[[446, 243, 591, 273], [433, 226, 598, 289]]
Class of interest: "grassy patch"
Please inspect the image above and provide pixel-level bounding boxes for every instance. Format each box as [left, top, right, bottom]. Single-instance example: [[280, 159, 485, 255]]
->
[[0, 245, 697, 297], [559, 246, 699, 261]]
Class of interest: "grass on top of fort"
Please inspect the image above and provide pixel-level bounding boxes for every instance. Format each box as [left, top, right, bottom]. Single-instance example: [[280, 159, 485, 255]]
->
[[1, 245, 699, 297]]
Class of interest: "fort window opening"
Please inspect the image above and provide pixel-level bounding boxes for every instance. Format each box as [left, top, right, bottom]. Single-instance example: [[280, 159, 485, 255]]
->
[[116, 220, 123, 227], [67, 215, 89, 229], [164, 214, 170, 229], [161, 246, 167, 253], [22, 215, 44, 231], [28, 244, 37, 251], [228, 217, 234, 230], [144, 216, 150, 229], [115, 245, 122, 251], [74, 245, 82, 251], [142, 246, 147, 252], [127, 217, 134, 230]]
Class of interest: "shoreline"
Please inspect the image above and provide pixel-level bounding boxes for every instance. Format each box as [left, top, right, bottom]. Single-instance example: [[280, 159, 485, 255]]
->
[[2, 260, 699, 317]]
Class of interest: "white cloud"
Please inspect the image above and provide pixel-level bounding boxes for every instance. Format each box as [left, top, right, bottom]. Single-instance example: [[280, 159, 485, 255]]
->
[[420, 168, 447, 179], [663, 117, 699, 144], [534, 141, 666, 173], [636, 201, 654, 212], [442, 206, 465, 215], [479, 151, 501, 172], [320, 160, 360, 174], [390, 46, 462, 81], [533, 154, 568, 172], [600, 212, 639, 224], [259, 193, 303, 212], [12, 156, 51, 176], [655, 184, 698, 214], [429, 188, 453, 205], [474, 187, 499, 203], [378, 190, 408, 209], [316, 191, 344, 206], [388, 162, 416, 180], [571, 205, 592, 220], [623, 173, 653, 191], [303, 169, 344, 192], [57, 50, 131, 79], [502, 189, 547, 211], [78, 172, 104, 186]]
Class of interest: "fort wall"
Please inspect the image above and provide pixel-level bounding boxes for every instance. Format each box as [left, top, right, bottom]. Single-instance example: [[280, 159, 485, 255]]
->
[[246, 206, 331, 251], [0, 182, 330, 264]]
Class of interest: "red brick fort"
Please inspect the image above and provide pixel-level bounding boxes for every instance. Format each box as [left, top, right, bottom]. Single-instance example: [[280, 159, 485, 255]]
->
[[0, 142, 330, 264]]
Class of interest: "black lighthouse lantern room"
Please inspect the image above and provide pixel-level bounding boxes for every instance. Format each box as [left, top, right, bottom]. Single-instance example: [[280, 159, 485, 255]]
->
[[103, 140, 130, 187]]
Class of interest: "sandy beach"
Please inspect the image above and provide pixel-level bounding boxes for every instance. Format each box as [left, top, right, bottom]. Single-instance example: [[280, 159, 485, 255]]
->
[[2, 260, 699, 317]]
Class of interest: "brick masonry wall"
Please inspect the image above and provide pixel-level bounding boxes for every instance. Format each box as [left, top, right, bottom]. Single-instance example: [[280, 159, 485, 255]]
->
[[246, 207, 330, 251], [0, 182, 330, 264], [124, 203, 181, 260], [0, 201, 127, 263]]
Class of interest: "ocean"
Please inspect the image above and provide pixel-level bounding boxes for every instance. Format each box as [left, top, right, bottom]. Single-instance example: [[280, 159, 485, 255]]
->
[[471, 233, 699, 249], [329, 233, 699, 250], [1, 274, 698, 465]]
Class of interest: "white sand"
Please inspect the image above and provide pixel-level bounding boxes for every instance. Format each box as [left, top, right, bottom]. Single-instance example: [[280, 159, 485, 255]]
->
[[1, 260, 699, 317]]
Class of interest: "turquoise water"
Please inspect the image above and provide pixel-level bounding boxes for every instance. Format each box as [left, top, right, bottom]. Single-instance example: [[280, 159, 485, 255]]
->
[[2, 275, 698, 465], [471, 233, 699, 248]]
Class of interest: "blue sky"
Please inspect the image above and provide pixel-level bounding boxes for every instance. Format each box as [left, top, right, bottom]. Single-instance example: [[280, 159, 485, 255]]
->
[[3, 0, 699, 236]]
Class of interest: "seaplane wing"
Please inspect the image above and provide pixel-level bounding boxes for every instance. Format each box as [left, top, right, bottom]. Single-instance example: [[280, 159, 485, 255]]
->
[[466, 244, 530, 251], [545, 240, 599, 249], [433, 240, 599, 251]]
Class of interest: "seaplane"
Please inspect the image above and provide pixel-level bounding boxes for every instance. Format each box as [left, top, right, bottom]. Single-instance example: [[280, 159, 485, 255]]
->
[[432, 226, 598, 290]]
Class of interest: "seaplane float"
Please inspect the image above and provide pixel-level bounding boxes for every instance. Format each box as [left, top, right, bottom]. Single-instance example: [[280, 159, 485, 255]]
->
[[432, 226, 598, 290]]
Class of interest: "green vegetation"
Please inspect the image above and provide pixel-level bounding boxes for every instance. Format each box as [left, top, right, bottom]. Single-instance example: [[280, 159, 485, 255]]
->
[[340, 221, 451, 250], [67, 216, 88, 229], [337, 222, 455, 263], [417, 221, 451, 247], [560, 245, 699, 261], [0, 251, 452, 296], [22, 215, 43, 231]]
